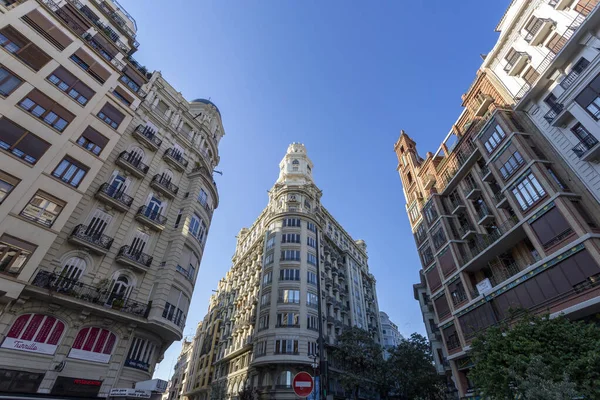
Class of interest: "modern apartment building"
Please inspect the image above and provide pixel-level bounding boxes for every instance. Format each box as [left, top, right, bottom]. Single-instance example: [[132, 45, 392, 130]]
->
[[0, 0, 225, 397], [175, 143, 382, 400], [483, 0, 600, 205], [394, 2, 600, 395], [378, 311, 401, 359]]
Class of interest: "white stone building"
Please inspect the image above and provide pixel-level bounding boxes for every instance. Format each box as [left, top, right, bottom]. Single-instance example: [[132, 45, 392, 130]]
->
[[378, 311, 401, 359]]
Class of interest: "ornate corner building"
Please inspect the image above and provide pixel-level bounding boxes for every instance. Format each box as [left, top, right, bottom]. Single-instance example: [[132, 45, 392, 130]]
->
[[176, 143, 382, 400], [0, 0, 225, 397], [394, 0, 600, 397]]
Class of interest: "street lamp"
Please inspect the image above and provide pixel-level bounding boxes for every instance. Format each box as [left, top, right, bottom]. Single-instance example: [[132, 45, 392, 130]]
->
[[309, 353, 319, 400]]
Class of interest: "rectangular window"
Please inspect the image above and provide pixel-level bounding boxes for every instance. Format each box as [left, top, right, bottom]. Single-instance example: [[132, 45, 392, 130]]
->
[[280, 250, 300, 261], [282, 233, 300, 243], [422, 201, 438, 225], [47, 67, 95, 106], [264, 252, 274, 265], [307, 315, 318, 331], [276, 312, 299, 327], [0, 26, 51, 71], [260, 292, 271, 306], [0, 66, 22, 96], [483, 124, 506, 153], [308, 341, 318, 356], [279, 289, 300, 304], [307, 271, 317, 285], [266, 236, 275, 250], [431, 226, 446, 250], [0, 234, 36, 276], [512, 172, 546, 211], [174, 209, 182, 228], [283, 218, 301, 227], [546, 32, 567, 54], [197, 189, 208, 206], [20, 191, 65, 227], [52, 157, 88, 187], [76, 126, 108, 156], [575, 73, 600, 120], [279, 269, 300, 281], [0, 117, 50, 164], [19, 90, 75, 132], [258, 314, 269, 330], [189, 214, 207, 243], [21, 9, 73, 51], [120, 73, 142, 93], [0, 170, 19, 204], [307, 236, 316, 248], [112, 86, 133, 106], [262, 271, 272, 286], [307, 222, 316, 232], [522, 66, 540, 85], [307, 253, 317, 265], [307, 292, 318, 308], [70, 49, 110, 85], [274, 339, 299, 355], [499, 151, 525, 180], [97, 102, 125, 130]]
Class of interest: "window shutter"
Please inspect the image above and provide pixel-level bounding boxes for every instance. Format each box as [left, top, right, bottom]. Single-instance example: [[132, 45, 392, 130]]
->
[[547, 32, 566, 54], [81, 126, 108, 148], [22, 9, 73, 50], [16, 44, 51, 71], [438, 248, 456, 277], [114, 85, 134, 104], [575, 87, 597, 109], [91, 33, 118, 57], [0, 117, 27, 147], [434, 294, 451, 320], [123, 67, 145, 87], [99, 102, 125, 126]]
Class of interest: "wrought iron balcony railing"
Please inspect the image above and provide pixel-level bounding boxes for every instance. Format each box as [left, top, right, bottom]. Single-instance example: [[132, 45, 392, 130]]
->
[[96, 183, 134, 207], [117, 245, 153, 267], [70, 224, 113, 251], [572, 134, 599, 158]]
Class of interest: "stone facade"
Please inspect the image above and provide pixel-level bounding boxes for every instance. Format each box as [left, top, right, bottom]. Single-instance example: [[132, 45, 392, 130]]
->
[[177, 143, 382, 400], [0, 0, 225, 397]]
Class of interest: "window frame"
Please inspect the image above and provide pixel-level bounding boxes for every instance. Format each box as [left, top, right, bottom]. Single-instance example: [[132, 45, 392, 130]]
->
[[511, 172, 547, 211], [0, 65, 23, 97], [0, 170, 20, 204], [19, 190, 65, 227], [52, 157, 89, 188]]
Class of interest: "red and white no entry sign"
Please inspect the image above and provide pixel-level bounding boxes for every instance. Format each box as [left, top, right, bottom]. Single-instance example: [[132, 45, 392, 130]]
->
[[292, 372, 314, 397]]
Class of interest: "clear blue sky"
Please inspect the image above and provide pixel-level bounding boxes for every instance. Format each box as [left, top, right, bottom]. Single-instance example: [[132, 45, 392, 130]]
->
[[119, 0, 510, 380]]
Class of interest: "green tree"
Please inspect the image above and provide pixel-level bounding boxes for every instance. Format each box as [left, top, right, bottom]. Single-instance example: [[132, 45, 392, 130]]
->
[[470, 314, 600, 399], [331, 327, 383, 400], [383, 333, 445, 400]]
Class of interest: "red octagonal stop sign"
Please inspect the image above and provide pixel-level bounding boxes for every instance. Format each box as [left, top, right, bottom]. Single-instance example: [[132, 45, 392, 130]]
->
[[292, 372, 314, 397]]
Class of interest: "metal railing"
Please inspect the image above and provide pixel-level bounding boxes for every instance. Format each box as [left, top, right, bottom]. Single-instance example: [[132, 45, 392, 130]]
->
[[70, 224, 113, 250], [151, 174, 179, 195], [463, 180, 479, 197], [136, 206, 167, 225], [462, 215, 519, 264], [572, 134, 599, 158], [117, 151, 149, 174], [134, 125, 162, 147], [543, 103, 564, 123], [560, 62, 590, 90], [164, 148, 189, 168], [31, 270, 149, 317], [524, 18, 552, 42], [117, 245, 153, 267], [488, 261, 522, 287], [126, 55, 152, 79], [476, 203, 493, 221], [96, 183, 133, 207]]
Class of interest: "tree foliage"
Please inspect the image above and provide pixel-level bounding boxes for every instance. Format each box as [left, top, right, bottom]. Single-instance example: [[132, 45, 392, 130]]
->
[[383, 333, 445, 400], [470, 314, 600, 399], [332, 328, 444, 400], [331, 327, 383, 400]]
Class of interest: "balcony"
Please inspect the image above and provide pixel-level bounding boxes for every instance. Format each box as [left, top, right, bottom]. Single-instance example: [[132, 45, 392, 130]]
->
[[463, 182, 481, 200], [31, 270, 149, 317], [463, 215, 520, 266], [550, 0, 575, 10], [68, 224, 113, 254], [133, 125, 162, 151], [474, 94, 494, 117], [476, 204, 494, 225], [449, 198, 466, 215], [125, 55, 152, 79], [135, 206, 167, 231], [572, 134, 600, 162], [560, 62, 590, 90], [504, 52, 529, 76], [116, 245, 153, 272], [438, 140, 480, 195], [115, 151, 149, 178], [95, 182, 133, 212], [68, 0, 130, 53], [163, 148, 189, 172], [480, 165, 493, 182], [150, 174, 179, 199], [543, 103, 564, 124], [494, 191, 509, 208], [90, 0, 138, 43], [423, 174, 436, 190], [524, 19, 554, 46]]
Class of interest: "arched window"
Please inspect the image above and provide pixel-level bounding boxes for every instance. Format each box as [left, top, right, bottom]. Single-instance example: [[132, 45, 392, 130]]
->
[[292, 159, 299, 165], [69, 327, 117, 363], [261, 373, 272, 388], [56, 257, 86, 287], [2, 314, 65, 354], [277, 371, 293, 388], [106, 274, 132, 306], [160, 169, 174, 183], [128, 145, 145, 165]]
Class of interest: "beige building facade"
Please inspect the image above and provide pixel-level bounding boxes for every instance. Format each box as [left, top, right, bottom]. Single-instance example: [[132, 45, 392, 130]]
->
[[0, 0, 225, 398], [176, 143, 382, 400]]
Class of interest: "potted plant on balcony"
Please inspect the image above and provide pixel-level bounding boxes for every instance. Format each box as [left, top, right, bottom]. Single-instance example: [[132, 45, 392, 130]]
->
[[112, 298, 125, 310]]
